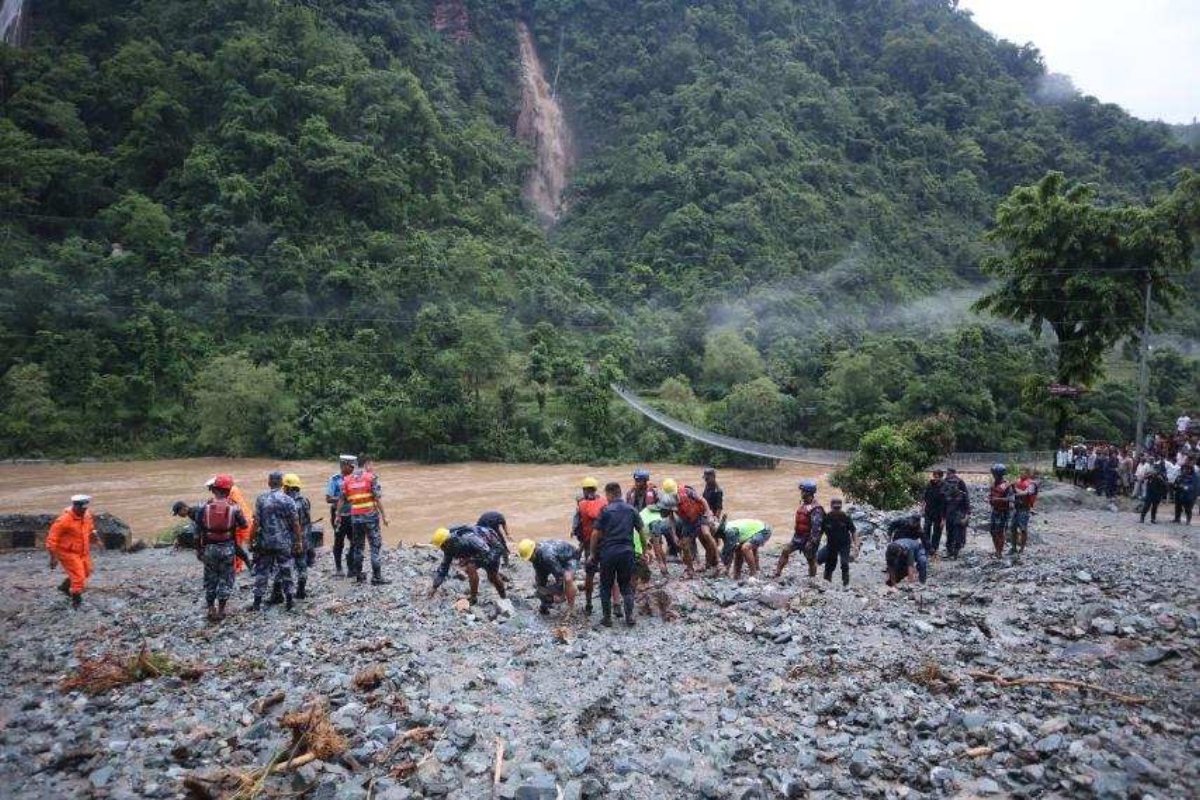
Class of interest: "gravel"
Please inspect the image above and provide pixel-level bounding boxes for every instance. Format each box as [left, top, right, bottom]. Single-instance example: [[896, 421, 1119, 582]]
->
[[0, 485, 1196, 798]]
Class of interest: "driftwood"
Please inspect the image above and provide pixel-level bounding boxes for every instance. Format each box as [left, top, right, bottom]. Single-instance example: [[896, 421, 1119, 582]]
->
[[377, 726, 439, 764], [491, 737, 505, 798], [968, 670, 1148, 705], [252, 691, 285, 715]]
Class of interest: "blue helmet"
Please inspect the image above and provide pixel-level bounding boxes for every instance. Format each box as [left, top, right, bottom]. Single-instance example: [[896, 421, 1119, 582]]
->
[[798, 479, 818, 494], [633, 468, 650, 480], [990, 463, 1007, 477]]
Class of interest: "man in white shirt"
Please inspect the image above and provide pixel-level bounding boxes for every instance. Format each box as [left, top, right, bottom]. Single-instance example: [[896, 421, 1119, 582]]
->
[[1177, 414, 1192, 434]]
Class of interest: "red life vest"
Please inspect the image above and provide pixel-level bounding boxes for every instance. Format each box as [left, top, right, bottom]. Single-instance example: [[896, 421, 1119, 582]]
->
[[1015, 477, 1038, 509], [676, 487, 709, 523], [577, 496, 607, 541], [988, 481, 1013, 511], [343, 471, 378, 516], [202, 499, 238, 541], [794, 502, 823, 538]]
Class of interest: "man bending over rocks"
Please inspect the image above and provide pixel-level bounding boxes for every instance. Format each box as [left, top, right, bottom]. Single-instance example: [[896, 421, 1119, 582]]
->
[[429, 525, 507, 605], [518, 538, 579, 615]]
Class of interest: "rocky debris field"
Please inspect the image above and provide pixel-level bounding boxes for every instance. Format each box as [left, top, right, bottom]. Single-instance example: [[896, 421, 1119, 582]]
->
[[0, 493, 1196, 799]]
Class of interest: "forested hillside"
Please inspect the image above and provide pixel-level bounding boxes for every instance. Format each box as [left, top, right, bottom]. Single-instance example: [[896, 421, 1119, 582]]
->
[[1, 0, 1197, 462]]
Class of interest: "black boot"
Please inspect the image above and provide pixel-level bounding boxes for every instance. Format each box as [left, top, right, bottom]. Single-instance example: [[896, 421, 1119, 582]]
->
[[370, 564, 391, 585], [206, 604, 217, 623], [624, 598, 636, 627], [58, 578, 71, 596], [295, 579, 307, 599], [601, 614, 613, 627], [217, 599, 228, 621], [252, 596, 263, 611], [71, 593, 82, 609], [268, 584, 284, 605], [285, 594, 294, 611]]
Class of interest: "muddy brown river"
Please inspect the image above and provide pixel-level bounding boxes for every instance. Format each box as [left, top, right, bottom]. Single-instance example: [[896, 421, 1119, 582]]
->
[[0, 459, 836, 545]]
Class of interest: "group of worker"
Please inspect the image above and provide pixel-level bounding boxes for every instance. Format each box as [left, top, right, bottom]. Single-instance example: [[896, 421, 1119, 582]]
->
[[44, 459, 1036, 626]]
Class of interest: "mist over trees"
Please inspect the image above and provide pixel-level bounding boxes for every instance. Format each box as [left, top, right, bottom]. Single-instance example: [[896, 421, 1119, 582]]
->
[[1, 0, 1197, 460]]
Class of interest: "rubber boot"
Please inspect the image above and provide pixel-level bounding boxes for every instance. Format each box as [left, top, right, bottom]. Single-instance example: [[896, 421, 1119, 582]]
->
[[58, 578, 71, 596], [217, 599, 228, 621], [624, 597, 636, 627], [252, 596, 263, 611], [285, 594, 294, 611], [356, 571, 366, 584], [295, 579, 307, 599], [206, 604, 217, 623], [71, 593, 82, 609], [601, 614, 613, 627], [370, 564, 390, 585], [268, 584, 284, 605]]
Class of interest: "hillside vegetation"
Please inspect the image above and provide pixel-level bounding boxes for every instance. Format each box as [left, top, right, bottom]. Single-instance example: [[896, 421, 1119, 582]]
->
[[1, 0, 1197, 461]]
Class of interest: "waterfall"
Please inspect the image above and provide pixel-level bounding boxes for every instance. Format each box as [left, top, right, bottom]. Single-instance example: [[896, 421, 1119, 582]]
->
[[0, 0, 25, 46], [516, 21, 574, 227]]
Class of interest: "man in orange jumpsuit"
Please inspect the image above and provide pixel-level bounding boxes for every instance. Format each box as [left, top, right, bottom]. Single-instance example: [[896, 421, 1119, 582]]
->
[[47, 495, 102, 609]]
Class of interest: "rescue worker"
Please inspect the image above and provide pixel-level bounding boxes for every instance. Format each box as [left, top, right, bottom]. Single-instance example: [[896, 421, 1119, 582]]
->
[[625, 469, 659, 511], [922, 469, 947, 555], [1140, 463, 1168, 523], [987, 463, 1015, 558], [226, 478, 254, 575], [639, 498, 675, 577], [812, 497, 857, 586], [249, 472, 303, 611], [588, 482, 645, 628], [1173, 462, 1197, 525], [342, 458, 391, 584], [572, 477, 607, 614], [719, 519, 772, 579], [476, 510, 513, 565], [702, 468, 725, 540], [663, 478, 720, 577], [660, 478, 682, 557], [325, 455, 357, 576], [885, 537, 929, 586], [942, 467, 971, 558], [172, 497, 253, 567], [190, 476, 249, 622], [887, 513, 928, 551], [429, 525, 507, 604], [280, 474, 313, 599], [772, 480, 824, 579], [46, 495, 101, 609], [519, 538, 580, 615], [1011, 468, 1038, 553]]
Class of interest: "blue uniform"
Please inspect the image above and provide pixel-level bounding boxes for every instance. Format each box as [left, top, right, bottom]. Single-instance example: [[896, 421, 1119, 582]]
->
[[252, 489, 299, 600]]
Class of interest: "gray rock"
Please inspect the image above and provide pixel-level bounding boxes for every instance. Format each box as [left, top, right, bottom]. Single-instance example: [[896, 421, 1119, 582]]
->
[[1122, 753, 1166, 785], [1035, 734, 1064, 756], [848, 749, 875, 778], [660, 747, 691, 774], [561, 745, 590, 777], [976, 777, 1002, 795], [514, 772, 559, 800], [89, 766, 114, 788], [1092, 771, 1129, 798]]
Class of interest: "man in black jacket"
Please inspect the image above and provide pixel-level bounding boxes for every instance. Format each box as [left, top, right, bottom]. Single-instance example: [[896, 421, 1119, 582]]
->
[[922, 469, 947, 555], [589, 483, 646, 628]]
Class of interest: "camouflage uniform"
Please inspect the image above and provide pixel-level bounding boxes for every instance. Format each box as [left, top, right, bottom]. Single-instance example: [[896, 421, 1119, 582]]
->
[[190, 500, 247, 607], [275, 490, 312, 598], [252, 489, 300, 600], [346, 471, 384, 579]]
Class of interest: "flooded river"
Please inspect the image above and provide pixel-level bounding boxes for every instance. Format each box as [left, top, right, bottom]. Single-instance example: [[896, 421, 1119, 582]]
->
[[0, 459, 835, 545]]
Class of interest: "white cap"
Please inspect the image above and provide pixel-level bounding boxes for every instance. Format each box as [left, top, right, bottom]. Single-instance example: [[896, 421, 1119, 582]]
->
[[205, 476, 216, 489], [71, 494, 91, 505], [339, 454, 358, 463]]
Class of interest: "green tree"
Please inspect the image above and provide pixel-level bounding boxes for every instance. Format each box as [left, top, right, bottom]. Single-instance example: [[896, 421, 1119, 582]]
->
[[0, 364, 66, 456], [830, 425, 931, 509], [974, 171, 1200, 434], [701, 329, 765, 392], [192, 354, 298, 457]]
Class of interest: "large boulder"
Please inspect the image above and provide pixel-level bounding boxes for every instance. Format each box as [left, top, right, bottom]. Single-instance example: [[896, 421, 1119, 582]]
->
[[0, 512, 131, 550]]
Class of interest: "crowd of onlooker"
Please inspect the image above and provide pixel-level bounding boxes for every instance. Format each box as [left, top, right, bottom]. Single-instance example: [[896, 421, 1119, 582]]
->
[[1053, 412, 1200, 524]]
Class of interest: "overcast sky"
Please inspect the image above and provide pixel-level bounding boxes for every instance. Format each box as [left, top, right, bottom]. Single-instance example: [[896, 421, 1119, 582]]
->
[[957, 0, 1200, 124]]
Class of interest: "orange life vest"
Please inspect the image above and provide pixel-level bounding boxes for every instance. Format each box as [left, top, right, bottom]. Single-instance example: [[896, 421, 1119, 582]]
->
[[794, 502, 822, 538], [343, 471, 378, 516], [577, 496, 607, 541], [676, 487, 709, 523], [1015, 477, 1038, 509]]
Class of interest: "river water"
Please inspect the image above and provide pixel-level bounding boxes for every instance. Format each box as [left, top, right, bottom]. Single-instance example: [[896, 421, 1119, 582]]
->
[[0, 459, 833, 545]]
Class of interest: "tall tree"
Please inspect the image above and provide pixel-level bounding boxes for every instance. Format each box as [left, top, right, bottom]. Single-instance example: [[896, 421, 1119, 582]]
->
[[974, 171, 1200, 434]]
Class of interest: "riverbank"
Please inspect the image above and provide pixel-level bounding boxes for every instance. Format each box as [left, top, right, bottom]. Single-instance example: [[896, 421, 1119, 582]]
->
[[0, 497, 1195, 798], [0, 459, 836, 546]]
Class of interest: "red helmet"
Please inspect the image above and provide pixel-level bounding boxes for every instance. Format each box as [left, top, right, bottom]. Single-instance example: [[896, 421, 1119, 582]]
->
[[212, 474, 234, 491]]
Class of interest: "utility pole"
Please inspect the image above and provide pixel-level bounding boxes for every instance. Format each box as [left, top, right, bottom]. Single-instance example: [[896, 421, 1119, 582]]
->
[[1134, 277, 1152, 453]]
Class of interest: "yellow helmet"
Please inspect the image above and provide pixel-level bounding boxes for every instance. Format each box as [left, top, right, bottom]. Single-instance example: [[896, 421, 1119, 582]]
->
[[581, 477, 599, 490], [662, 478, 678, 494], [517, 539, 537, 561], [431, 527, 450, 547], [282, 473, 302, 490]]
